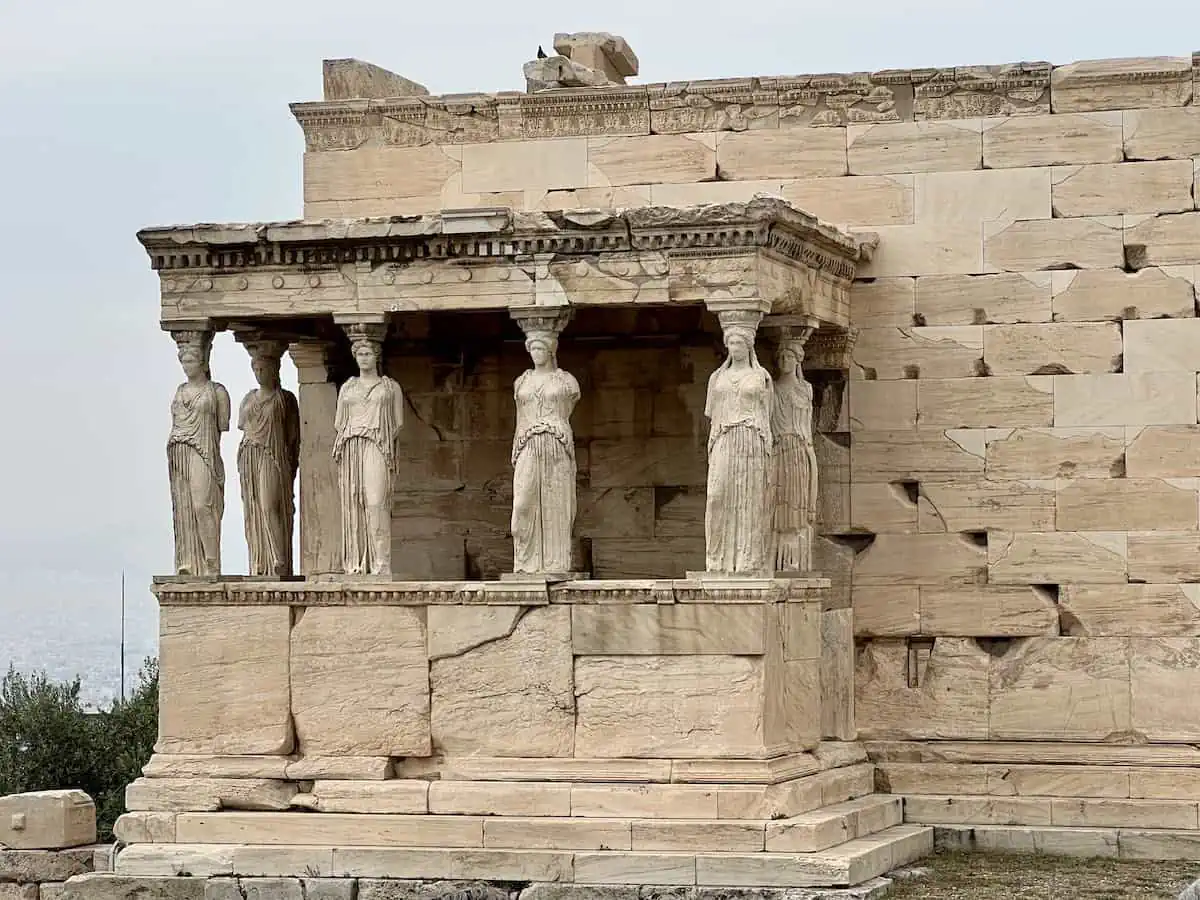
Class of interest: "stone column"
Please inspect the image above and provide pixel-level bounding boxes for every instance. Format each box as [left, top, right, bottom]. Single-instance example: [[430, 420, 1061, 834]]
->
[[700, 298, 774, 576], [762, 315, 819, 574], [287, 340, 340, 576]]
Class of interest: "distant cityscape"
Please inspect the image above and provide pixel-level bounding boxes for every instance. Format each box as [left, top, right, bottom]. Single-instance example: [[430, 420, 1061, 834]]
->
[[1, 595, 158, 709]]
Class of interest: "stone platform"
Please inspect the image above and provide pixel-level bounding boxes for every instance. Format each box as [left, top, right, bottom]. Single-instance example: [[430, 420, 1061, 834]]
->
[[111, 576, 934, 888]]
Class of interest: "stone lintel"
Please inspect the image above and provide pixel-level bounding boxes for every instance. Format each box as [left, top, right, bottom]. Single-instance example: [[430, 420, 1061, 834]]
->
[[141, 199, 864, 327]]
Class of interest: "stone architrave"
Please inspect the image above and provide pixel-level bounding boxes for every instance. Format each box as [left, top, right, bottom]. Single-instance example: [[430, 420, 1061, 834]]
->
[[509, 308, 580, 576], [765, 317, 820, 573], [333, 319, 404, 577], [703, 301, 775, 575], [235, 335, 300, 577], [165, 326, 230, 576]]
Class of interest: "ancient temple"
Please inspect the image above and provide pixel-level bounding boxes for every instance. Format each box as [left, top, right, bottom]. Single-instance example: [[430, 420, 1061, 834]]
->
[[119, 32, 1200, 894]]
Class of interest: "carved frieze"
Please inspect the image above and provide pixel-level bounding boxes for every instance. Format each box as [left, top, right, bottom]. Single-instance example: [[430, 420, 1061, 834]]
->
[[763, 71, 913, 128], [498, 86, 650, 139], [648, 79, 779, 134], [913, 62, 1051, 120]]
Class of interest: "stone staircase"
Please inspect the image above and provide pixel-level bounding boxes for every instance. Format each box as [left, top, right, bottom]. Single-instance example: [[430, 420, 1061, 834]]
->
[[116, 777, 931, 888]]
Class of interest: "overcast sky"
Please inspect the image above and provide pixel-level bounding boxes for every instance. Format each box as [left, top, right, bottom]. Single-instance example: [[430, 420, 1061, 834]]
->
[[0, 0, 1192, 670]]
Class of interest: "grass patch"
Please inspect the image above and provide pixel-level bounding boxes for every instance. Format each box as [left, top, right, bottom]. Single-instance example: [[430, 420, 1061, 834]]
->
[[889, 850, 1200, 900]]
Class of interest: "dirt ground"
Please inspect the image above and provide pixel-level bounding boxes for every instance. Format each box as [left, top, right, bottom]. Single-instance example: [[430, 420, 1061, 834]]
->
[[887, 850, 1200, 900]]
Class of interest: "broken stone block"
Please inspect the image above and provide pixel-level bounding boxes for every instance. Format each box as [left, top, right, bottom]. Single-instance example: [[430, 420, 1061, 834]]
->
[[523, 56, 610, 93], [322, 59, 429, 100], [553, 32, 639, 83], [0, 791, 96, 850], [0, 849, 94, 883]]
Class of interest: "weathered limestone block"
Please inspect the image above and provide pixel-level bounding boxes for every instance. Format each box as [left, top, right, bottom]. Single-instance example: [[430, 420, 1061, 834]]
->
[[851, 325, 982, 380], [0, 886, 39, 900], [590, 537, 704, 579], [851, 429, 984, 482], [61, 875, 206, 900], [431, 607, 574, 757], [1051, 57, 1194, 112], [914, 168, 1051, 226], [850, 482, 918, 533], [850, 278, 915, 328], [919, 585, 1058, 637], [988, 531, 1127, 584], [717, 129, 847, 180], [853, 533, 986, 587], [989, 637, 1131, 741], [303, 145, 460, 207], [575, 656, 768, 758], [904, 796, 1053, 826], [1127, 425, 1200, 477], [174, 813, 480, 849], [570, 605, 765, 655], [1060, 583, 1200, 636], [1053, 373, 1198, 427], [853, 586, 920, 636], [0, 849, 94, 882], [1131, 638, 1200, 741], [986, 426, 1125, 479], [125, 778, 295, 813], [1052, 798, 1199, 829], [855, 638, 990, 739], [0, 792, 95, 851], [297, 781, 428, 815], [113, 812, 176, 844], [1125, 212, 1200, 270], [115, 844, 234, 877], [983, 112, 1123, 168], [848, 120, 982, 175], [990, 765, 1130, 799], [1051, 161, 1194, 217], [589, 437, 706, 488], [1128, 531, 1200, 582], [322, 59, 429, 101], [157, 607, 292, 755], [428, 782, 570, 817], [781, 175, 914, 227], [819, 609, 854, 741], [1125, 319, 1200, 374], [853, 223, 983, 277], [982, 322, 1121, 375], [1050, 266, 1196, 322], [1057, 477, 1199, 531], [142, 755, 289, 779], [284, 757, 392, 781], [460, 139, 588, 194], [916, 273, 1052, 326], [918, 480, 1055, 533], [587, 135, 714, 187], [917, 376, 1054, 428], [984, 217, 1124, 272], [1131, 768, 1200, 800], [290, 607, 430, 757], [848, 380, 917, 431], [1124, 107, 1200, 160]]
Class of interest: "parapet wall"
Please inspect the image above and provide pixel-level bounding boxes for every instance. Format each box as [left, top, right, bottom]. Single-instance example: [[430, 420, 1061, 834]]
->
[[289, 48, 1200, 753]]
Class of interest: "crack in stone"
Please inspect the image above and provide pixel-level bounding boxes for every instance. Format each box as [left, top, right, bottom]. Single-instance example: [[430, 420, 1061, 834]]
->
[[428, 607, 530, 662]]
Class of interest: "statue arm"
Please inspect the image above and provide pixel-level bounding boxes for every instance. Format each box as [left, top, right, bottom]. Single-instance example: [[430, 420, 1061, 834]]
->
[[215, 384, 231, 433], [703, 369, 720, 420]]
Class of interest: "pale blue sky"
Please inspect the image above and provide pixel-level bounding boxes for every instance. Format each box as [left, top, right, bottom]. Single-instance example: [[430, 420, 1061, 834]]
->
[[0, 0, 1192, 690]]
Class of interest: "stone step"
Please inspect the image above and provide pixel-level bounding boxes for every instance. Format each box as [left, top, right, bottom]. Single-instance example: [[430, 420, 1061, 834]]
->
[[112, 825, 933, 887], [149, 798, 894, 853], [765, 795, 903, 852], [903, 794, 1200, 830], [936, 823, 1200, 860]]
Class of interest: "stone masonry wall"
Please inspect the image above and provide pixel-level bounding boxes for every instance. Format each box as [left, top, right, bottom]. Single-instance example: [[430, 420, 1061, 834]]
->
[[297, 53, 1200, 745]]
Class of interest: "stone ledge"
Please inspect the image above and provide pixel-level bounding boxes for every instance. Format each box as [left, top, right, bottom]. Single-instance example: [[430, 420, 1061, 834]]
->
[[935, 823, 1200, 860], [150, 577, 831, 607]]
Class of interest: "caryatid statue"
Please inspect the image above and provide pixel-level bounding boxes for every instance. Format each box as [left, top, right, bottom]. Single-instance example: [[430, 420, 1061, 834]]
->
[[703, 310, 774, 575], [510, 310, 580, 576], [237, 337, 300, 577], [771, 332, 819, 572], [166, 330, 230, 576], [333, 324, 405, 576]]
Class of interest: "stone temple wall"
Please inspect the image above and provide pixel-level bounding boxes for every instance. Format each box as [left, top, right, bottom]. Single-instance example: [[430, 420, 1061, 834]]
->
[[293, 55, 1200, 755]]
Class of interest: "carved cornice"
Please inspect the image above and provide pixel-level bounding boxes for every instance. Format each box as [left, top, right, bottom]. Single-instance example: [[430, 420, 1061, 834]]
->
[[803, 327, 859, 372], [138, 198, 865, 283]]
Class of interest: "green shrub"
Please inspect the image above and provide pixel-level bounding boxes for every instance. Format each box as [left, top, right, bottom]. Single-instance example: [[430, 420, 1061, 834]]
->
[[0, 660, 158, 840]]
